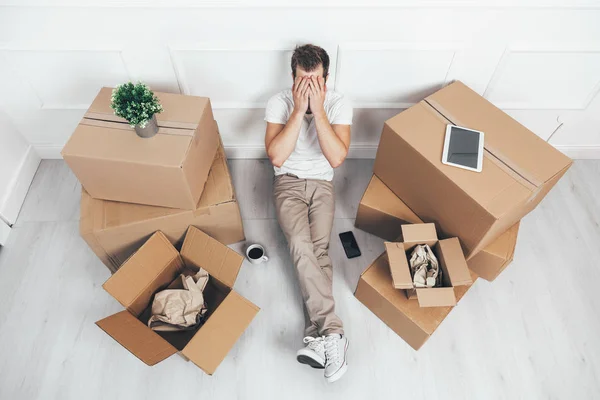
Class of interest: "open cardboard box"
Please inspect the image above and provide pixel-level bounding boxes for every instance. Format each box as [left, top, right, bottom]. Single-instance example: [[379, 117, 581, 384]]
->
[[374, 81, 572, 259], [95, 227, 259, 374], [385, 223, 472, 307], [80, 135, 244, 273], [356, 174, 520, 281], [355, 251, 477, 350], [62, 88, 219, 210]]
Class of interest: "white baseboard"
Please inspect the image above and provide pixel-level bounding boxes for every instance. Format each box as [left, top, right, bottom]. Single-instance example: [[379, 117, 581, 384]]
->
[[33, 143, 600, 160], [553, 145, 600, 159], [224, 144, 379, 159], [35, 143, 380, 160], [0, 219, 10, 246], [33, 145, 64, 159], [0, 146, 41, 225]]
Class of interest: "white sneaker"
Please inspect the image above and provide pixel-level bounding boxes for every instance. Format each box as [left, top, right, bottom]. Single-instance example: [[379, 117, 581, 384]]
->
[[296, 336, 326, 369], [324, 334, 349, 383]]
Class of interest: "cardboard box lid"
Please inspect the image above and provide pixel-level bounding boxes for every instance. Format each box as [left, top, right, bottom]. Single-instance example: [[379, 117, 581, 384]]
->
[[362, 175, 422, 224], [181, 290, 259, 374], [425, 81, 572, 187], [180, 226, 244, 288], [384, 242, 413, 290], [401, 223, 438, 246], [62, 88, 212, 166], [102, 231, 184, 314], [80, 139, 234, 232], [96, 310, 177, 366], [414, 287, 456, 307], [87, 87, 210, 130], [437, 237, 473, 287]]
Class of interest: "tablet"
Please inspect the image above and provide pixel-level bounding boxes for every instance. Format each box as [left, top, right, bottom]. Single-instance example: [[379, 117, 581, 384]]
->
[[442, 125, 484, 172]]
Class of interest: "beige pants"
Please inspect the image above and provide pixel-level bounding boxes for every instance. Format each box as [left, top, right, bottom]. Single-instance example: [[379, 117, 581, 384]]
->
[[273, 173, 344, 338]]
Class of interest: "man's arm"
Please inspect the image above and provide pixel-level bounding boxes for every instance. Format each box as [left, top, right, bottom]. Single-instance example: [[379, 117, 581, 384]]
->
[[309, 76, 351, 168], [265, 77, 310, 168]]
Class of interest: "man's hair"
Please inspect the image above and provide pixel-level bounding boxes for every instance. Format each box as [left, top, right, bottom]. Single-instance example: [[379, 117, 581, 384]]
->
[[291, 44, 330, 78]]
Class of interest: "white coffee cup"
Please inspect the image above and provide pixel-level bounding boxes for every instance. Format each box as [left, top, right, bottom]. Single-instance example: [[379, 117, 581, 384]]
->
[[246, 244, 269, 264]]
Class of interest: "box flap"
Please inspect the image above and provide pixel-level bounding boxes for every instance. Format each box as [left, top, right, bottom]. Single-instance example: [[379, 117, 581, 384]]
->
[[415, 287, 456, 307], [362, 175, 422, 224], [181, 291, 259, 375], [86, 87, 210, 130], [96, 310, 177, 366], [84, 139, 232, 231], [425, 81, 572, 187], [196, 131, 235, 208], [384, 242, 413, 289], [102, 231, 184, 315], [180, 226, 244, 288], [401, 223, 438, 245], [437, 237, 473, 287]]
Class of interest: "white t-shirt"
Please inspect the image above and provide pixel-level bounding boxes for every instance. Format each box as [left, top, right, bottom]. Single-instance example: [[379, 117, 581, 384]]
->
[[264, 89, 353, 181]]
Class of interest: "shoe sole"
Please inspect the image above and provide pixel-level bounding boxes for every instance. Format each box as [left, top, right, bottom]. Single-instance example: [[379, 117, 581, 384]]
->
[[297, 354, 325, 369]]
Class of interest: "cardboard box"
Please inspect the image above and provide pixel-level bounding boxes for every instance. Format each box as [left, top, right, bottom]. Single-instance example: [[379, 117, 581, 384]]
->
[[355, 251, 477, 350], [80, 141, 244, 273], [62, 87, 219, 209], [385, 223, 472, 307], [96, 227, 259, 374], [355, 174, 520, 281], [355, 175, 422, 241], [374, 81, 572, 258], [467, 222, 520, 281]]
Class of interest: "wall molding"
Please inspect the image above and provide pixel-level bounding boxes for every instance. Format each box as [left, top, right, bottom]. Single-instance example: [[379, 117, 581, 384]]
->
[[0, 145, 41, 225], [1, 48, 132, 110], [167, 42, 339, 108], [335, 42, 462, 108], [483, 44, 600, 110]]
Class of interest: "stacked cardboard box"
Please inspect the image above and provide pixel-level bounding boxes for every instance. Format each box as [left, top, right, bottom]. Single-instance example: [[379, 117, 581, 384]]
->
[[355, 81, 572, 350], [80, 139, 244, 273], [62, 87, 252, 373], [62, 88, 245, 273], [62, 88, 220, 210]]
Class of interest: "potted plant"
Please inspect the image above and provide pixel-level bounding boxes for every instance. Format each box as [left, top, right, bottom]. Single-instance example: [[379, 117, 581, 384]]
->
[[110, 82, 164, 138]]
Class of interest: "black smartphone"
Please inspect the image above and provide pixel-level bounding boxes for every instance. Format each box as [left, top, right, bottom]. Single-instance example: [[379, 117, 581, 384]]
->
[[339, 231, 361, 259]]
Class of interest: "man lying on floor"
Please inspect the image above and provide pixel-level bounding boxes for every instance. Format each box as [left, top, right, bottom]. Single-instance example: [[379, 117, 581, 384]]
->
[[264, 44, 353, 383]]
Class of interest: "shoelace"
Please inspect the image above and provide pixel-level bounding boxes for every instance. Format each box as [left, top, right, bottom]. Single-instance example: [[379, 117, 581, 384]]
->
[[324, 336, 340, 366], [303, 336, 325, 353]]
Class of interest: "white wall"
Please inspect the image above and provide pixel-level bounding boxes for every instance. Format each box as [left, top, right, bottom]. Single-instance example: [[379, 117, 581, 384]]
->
[[0, 1, 599, 159]]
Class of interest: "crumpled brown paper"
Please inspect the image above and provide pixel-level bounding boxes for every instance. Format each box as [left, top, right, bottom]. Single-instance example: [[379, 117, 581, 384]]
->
[[148, 269, 209, 332], [409, 244, 442, 288]]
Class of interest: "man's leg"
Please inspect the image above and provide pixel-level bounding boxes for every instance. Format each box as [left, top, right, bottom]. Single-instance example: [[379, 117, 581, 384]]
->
[[306, 179, 348, 383], [273, 174, 328, 338], [306, 179, 343, 336]]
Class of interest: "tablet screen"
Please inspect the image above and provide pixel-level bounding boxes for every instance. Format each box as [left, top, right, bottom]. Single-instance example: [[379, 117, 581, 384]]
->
[[447, 126, 481, 169]]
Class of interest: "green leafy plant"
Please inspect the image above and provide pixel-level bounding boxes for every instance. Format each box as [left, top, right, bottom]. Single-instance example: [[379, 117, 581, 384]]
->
[[110, 82, 163, 128]]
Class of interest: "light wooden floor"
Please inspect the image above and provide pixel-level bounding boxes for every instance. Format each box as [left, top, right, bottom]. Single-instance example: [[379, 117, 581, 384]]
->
[[1, 159, 599, 400]]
